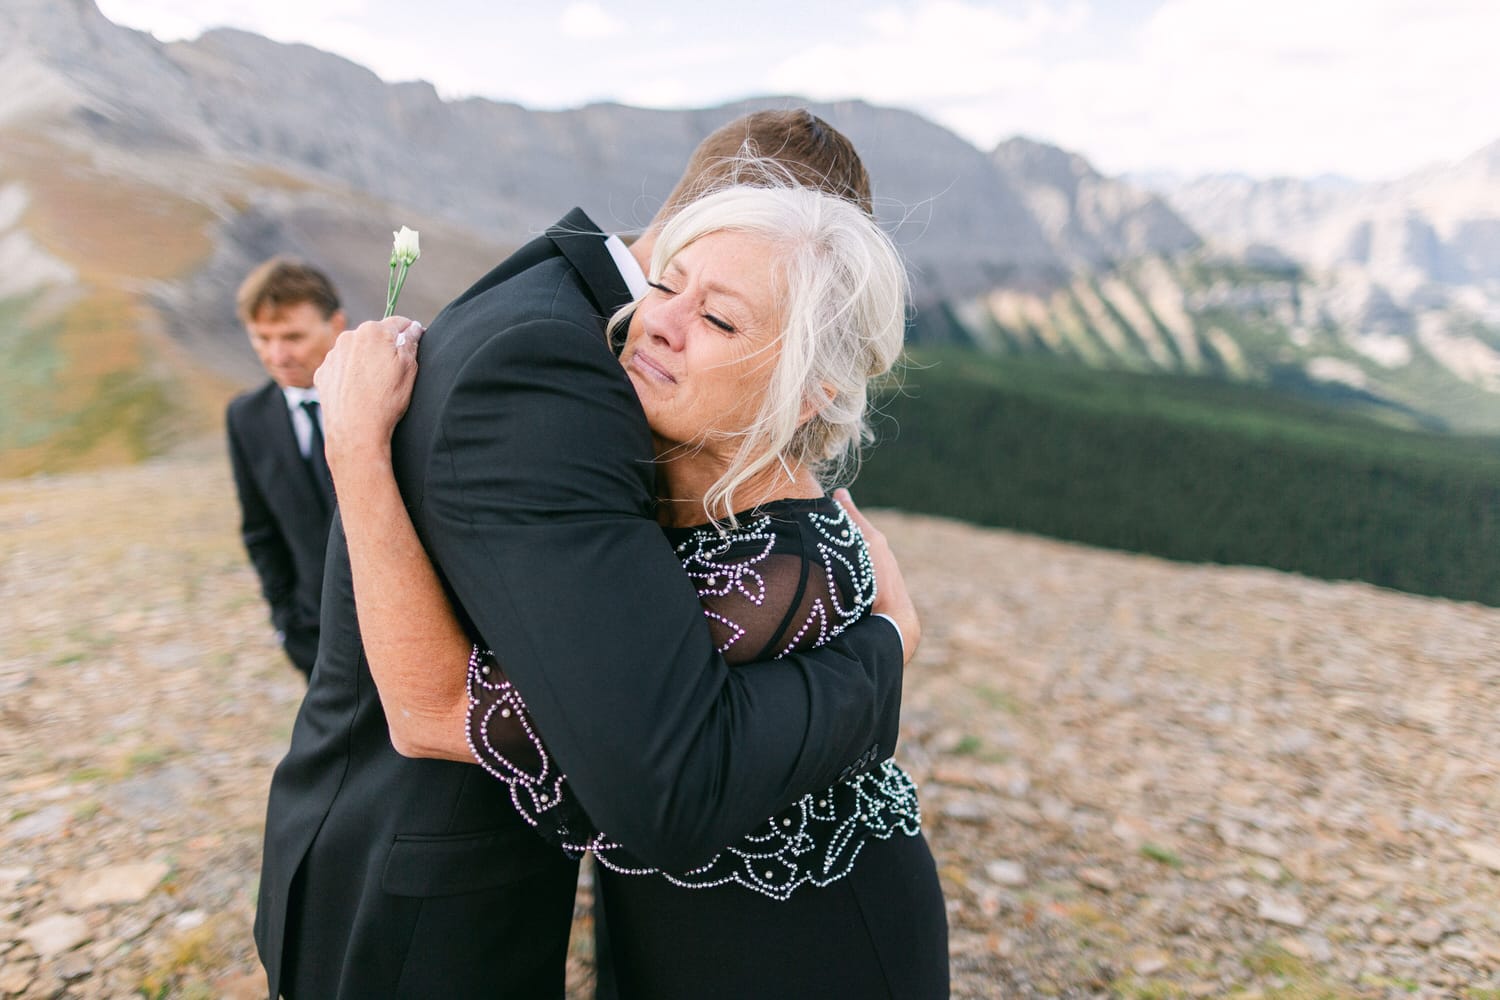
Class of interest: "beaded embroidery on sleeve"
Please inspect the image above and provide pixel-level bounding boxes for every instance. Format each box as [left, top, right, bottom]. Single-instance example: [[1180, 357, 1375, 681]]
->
[[464, 498, 922, 902]]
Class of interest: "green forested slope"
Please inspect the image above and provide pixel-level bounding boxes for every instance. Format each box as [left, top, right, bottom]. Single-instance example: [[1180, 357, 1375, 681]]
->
[[856, 351, 1500, 605]]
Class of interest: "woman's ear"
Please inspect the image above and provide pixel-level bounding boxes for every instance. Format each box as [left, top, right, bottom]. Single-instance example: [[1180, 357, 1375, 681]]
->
[[799, 383, 836, 426]]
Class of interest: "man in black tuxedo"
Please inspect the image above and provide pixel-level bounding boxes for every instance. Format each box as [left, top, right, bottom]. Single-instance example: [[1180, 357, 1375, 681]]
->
[[255, 111, 915, 998], [226, 259, 345, 679]]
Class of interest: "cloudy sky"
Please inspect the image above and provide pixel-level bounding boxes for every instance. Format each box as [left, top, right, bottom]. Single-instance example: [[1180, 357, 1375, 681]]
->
[[94, 0, 1500, 182]]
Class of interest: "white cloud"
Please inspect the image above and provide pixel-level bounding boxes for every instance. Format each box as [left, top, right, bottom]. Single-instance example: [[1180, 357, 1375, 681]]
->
[[767, 0, 1084, 108], [89, 0, 1500, 180], [1041, 0, 1500, 178], [559, 2, 625, 39]]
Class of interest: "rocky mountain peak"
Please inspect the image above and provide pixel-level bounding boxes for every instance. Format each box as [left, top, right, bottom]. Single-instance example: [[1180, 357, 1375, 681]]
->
[[992, 136, 1102, 191], [2, 0, 139, 58], [989, 136, 1199, 269]]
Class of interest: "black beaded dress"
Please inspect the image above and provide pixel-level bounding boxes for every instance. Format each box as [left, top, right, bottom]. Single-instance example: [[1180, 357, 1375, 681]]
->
[[466, 496, 948, 999]]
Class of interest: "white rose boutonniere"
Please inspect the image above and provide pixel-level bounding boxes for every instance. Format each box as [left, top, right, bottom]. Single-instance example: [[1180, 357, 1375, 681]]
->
[[384, 225, 421, 319]]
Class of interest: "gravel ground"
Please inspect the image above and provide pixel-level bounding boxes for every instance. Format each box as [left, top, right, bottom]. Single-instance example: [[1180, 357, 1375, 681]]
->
[[4, 445, 1500, 999]]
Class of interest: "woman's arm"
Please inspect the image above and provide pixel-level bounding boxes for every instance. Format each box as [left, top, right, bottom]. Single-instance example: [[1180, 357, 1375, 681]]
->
[[315, 317, 473, 761]]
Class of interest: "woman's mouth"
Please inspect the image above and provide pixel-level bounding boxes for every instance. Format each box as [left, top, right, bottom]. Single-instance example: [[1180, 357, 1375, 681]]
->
[[629, 351, 677, 384]]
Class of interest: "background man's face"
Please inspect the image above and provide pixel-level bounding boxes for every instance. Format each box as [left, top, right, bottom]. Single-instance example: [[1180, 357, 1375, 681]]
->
[[245, 301, 344, 389]]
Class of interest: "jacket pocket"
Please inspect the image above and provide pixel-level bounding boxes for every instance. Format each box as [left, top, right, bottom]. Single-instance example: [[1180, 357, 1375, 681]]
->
[[382, 826, 564, 898]]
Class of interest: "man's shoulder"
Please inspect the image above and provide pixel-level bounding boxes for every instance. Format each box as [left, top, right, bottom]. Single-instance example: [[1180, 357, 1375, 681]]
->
[[227, 380, 280, 423], [428, 254, 615, 373], [469, 253, 601, 324]]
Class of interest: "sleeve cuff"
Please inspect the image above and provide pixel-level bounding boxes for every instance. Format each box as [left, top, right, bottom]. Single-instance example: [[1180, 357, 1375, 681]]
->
[[871, 613, 904, 658]]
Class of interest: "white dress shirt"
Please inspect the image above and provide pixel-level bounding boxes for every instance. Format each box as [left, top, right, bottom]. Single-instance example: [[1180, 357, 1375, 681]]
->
[[280, 386, 322, 458], [605, 234, 650, 301]]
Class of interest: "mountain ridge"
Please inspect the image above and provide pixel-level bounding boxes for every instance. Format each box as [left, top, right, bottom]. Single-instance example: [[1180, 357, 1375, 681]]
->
[[6, 0, 1500, 474]]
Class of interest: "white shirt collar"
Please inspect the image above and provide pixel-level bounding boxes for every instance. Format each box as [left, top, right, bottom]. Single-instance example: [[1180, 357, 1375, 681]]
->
[[605, 234, 650, 302], [281, 385, 319, 411]]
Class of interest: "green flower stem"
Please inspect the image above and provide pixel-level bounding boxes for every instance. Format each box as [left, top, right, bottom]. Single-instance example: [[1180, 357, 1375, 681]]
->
[[384, 261, 411, 319]]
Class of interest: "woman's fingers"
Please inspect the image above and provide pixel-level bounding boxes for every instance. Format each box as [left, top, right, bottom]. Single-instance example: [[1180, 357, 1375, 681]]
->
[[834, 488, 921, 665], [395, 320, 423, 355], [315, 317, 424, 467]]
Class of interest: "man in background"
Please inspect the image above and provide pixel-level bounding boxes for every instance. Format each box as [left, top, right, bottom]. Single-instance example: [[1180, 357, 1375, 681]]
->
[[226, 258, 345, 679]]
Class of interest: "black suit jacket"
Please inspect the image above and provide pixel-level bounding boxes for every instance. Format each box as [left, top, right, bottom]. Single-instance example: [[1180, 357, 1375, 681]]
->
[[226, 382, 333, 677], [255, 209, 905, 998]]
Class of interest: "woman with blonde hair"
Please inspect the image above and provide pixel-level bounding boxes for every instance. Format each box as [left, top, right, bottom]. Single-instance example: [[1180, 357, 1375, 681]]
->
[[318, 182, 947, 997]]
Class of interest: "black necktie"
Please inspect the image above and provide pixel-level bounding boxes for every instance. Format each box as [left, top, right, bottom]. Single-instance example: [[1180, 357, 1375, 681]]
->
[[300, 399, 335, 511]]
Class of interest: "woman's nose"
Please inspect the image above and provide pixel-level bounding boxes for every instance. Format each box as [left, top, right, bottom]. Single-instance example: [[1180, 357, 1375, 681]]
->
[[643, 295, 688, 349]]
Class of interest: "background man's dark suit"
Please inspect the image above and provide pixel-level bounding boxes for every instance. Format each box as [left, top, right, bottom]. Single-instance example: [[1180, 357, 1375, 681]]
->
[[226, 383, 334, 677], [254, 208, 905, 998]]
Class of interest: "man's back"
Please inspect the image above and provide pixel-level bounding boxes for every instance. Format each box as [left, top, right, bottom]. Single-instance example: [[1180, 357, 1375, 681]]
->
[[255, 224, 631, 999]]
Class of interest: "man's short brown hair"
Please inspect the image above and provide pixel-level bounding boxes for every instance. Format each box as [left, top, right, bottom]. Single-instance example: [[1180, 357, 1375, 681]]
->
[[236, 257, 341, 324], [656, 109, 874, 223]]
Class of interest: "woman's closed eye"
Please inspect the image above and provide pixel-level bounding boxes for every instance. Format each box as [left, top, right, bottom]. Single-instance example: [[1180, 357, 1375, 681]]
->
[[649, 280, 736, 334]]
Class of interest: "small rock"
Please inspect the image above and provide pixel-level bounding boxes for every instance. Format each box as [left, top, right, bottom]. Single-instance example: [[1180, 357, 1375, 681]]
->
[[1111, 815, 1149, 846], [1248, 857, 1283, 882], [1131, 948, 1170, 975], [1273, 728, 1316, 755], [62, 861, 169, 908], [213, 970, 269, 1000], [55, 952, 93, 982], [1459, 840, 1500, 874], [1257, 896, 1307, 928], [0, 962, 35, 996], [1241, 831, 1285, 859], [111, 914, 159, 943], [1440, 937, 1481, 962], [1372, 924, 1398, 945], [173, 910, 208, 932], [1078, 867, 1120, 892], [938, 797, 988, 822], [1300, 933, 1335, 964], [1222, 878, 1253, 901], [0, 868, 30, 896], [1410, 919, 1447, 947], [931, 762, 984, 789], [18, 914, 90, 958], [986, 860, 1027, 887], [1354, 862, 1407, 883], [6, 806, 70, 841], [1039, 797, 1072, 825], [1338, 878, 1382, 902], [985, 933, 1014, 959]]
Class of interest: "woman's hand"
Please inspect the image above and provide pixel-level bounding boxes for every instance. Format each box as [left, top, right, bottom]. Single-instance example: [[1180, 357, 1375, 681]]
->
[[314, 316, 423, 477], [835, 488, 922, 666]]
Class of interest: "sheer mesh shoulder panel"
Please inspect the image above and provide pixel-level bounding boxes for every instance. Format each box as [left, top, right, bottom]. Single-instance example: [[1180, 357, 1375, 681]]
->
[[675, 503, 875, 663]]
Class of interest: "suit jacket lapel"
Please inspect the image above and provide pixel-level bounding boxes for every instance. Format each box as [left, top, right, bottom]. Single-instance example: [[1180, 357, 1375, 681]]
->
[[546, 207, 636, 318]]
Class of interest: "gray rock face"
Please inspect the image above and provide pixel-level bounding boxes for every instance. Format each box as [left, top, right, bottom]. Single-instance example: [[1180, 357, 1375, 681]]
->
[[1157, 143, 1500, 318], [992, 137, 1201, 268]]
